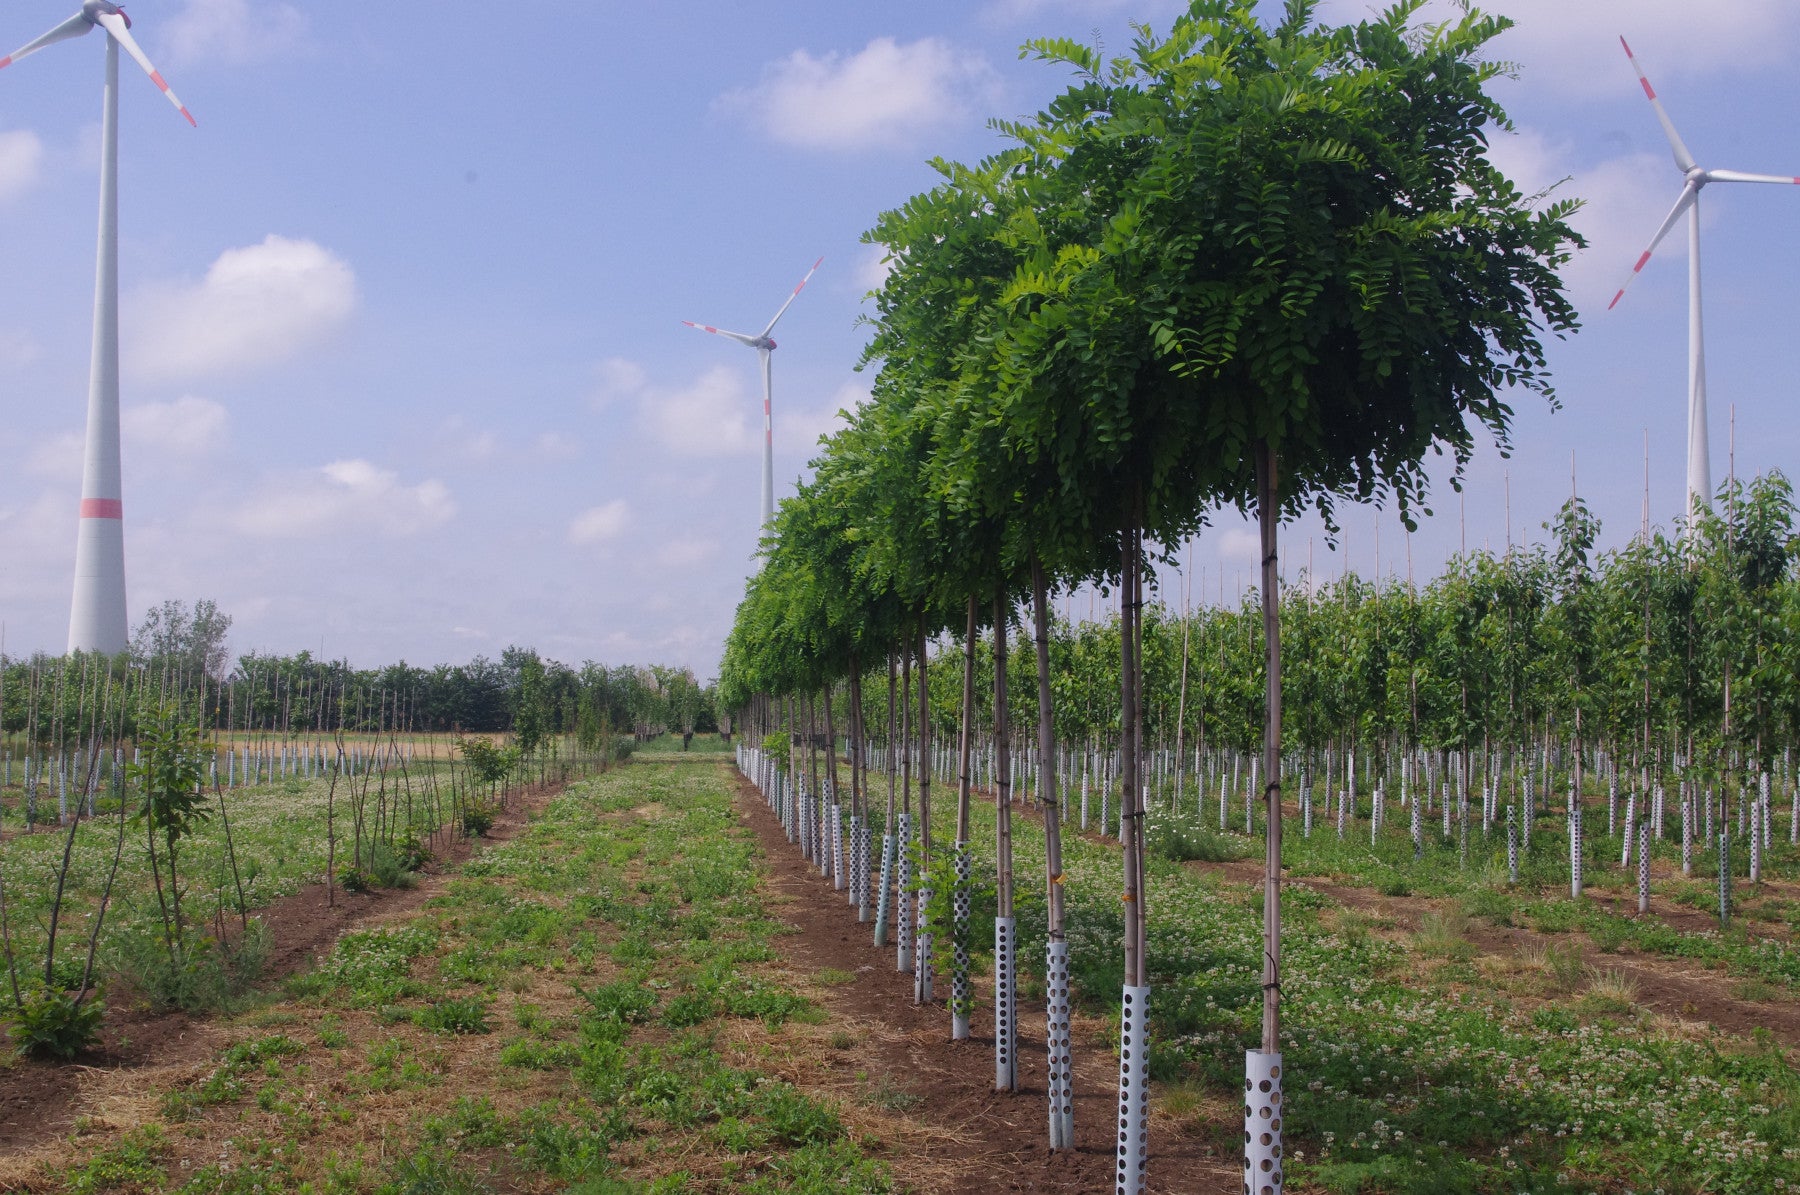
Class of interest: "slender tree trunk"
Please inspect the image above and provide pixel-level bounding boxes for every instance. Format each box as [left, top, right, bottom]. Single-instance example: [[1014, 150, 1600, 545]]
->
[[993, 594, 1018, 1092], [1032, 555, 1074, 1149], [1256, 442, 1283, 1055]]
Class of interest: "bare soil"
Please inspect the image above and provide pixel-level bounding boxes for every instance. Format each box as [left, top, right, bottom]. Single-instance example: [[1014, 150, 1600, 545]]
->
[[730, 769, 1244, 1194]]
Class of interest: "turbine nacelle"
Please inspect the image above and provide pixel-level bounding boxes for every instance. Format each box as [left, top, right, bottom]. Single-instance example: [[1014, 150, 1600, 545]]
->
[[82, 2, 128, 29]]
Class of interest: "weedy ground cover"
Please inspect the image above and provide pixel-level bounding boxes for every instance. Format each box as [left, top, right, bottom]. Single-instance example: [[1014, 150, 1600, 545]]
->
[[9, 758, 891, 1193], [870, 761, 1800, 1195]]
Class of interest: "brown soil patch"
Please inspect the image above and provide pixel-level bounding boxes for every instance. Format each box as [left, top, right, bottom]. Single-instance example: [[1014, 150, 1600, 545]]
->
[[0, 777, 567, 1158], [730, 770, 1243, 1194]]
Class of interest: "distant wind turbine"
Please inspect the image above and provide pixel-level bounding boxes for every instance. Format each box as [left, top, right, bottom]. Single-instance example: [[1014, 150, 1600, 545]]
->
[[1609, 37, 1799, 525], [683, 257, 823, 531], [1, 2, 196, 655]]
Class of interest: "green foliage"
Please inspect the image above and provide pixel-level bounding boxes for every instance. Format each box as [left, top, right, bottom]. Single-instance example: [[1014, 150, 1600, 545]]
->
[[416, 995, 491, 1035], [105, 919, 270, 1014], [457, 737, 520, 788], [5, 983, 105, 1060], [461, 801, 496, 837], [1145, 812, 1253, 864]]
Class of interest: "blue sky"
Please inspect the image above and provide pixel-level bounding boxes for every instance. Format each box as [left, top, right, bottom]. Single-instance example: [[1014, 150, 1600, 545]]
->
[[1, 0, 1798, 674]]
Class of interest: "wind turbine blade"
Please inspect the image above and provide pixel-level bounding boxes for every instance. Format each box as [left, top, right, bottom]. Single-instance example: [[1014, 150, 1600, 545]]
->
[[0, 13, 93, 70], [1620, 37, 1696, 174], [681, 320, 760, 348], [1705, 168, 1800, 186], [1609, 182, 1697, 310], [760, 256, 824, 338], [93, 12, 195, 126]]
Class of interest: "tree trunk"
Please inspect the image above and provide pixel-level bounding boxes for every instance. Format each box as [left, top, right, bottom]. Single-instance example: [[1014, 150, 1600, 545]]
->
[[1032, 554, 1074, 1149], [1257, 441, 1284, 1053], [993, 594, 1017, 1093]]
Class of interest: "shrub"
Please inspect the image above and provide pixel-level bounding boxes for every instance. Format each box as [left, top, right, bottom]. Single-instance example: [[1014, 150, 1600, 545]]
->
[[105, 920, 269, 1014], [462, 802, 497, 837], [6, 985, 105, 1060]]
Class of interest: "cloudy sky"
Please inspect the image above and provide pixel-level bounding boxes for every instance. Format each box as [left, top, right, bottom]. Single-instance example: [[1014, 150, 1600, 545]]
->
[[1, 0, 1798, 674]]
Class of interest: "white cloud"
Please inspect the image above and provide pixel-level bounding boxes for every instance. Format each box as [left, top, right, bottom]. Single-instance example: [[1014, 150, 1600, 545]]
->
[[161, 0, 307, 68], [1483, 126, 1673, 313], [1316, 0, 1800, 97], [0, 130, 44, 201], [718, 37, 999, 150], [780, 382, 863, 453], [569, 500, 630, 546], [589, 356, 648, 408], [654, 537, 718, 568], [232, 459, 453, 538], [635, 363, 759, 457], [533, 431, 580, 461], [854, 245, 892, 295], [0, 329, 41, 369], [129, 235, 356, 381], [124, 396, 229, 457], [26, 431, 82, 481]]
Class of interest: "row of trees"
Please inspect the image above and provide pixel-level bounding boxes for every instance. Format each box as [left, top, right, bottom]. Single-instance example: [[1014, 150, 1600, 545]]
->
[[718, 3, 1581, 1189], [848, 472, 1794, 776], [1, 639, 719, 750]]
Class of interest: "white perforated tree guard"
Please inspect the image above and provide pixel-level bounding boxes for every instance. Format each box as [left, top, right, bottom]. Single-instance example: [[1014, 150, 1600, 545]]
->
[[952, 845, 973, 1039], [1115, 984, 1150, 1194], [831, 803, 844, 888], [1681, 793, 1694, 875], [1243, 1049, 1284, 1195], [1507, 805, 1519, 884], [1638, 818, 1652, 913], [914, 887, 934, 1002], [1621, 795, 1637, 867], [1570, 803, 1584, 899], [846, 815, 860, 906], [1718, 832, 1731, 925], [895, 813, 914, 973], [995, 916, 1017, 1092], [874, 832, 895, 947], [1046, 939, 1073, 1150]]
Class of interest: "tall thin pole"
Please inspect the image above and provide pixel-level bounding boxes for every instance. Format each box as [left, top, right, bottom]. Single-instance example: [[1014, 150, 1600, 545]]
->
[[758, 347, 775, 529], [1686, 199, 1710, 523], [69, 36, 127, 654]]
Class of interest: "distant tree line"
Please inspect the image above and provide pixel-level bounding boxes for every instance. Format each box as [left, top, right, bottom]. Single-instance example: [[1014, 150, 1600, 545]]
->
[[1, 599, 718, 748]]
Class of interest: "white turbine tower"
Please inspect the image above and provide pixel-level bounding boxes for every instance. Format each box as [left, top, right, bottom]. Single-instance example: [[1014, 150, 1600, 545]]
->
[[1, 2, 195, 655], [683, 257, 823, 531], [1610, 37, 1799, 524]]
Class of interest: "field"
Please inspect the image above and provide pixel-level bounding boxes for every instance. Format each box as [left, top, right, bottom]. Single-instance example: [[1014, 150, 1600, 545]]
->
[[1, 744, 1794, 1193]]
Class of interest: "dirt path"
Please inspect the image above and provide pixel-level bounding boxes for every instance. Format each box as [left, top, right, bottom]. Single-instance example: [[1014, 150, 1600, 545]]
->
[[0, 778, 564, 1156], [730, 769, 1243, 1194]]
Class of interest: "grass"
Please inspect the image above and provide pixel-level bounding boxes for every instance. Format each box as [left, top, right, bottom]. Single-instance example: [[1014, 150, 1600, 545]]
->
[[10, 756, 891, 1194]]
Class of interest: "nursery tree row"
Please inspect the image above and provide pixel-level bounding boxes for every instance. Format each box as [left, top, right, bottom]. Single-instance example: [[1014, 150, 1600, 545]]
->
[[717, 3, 1581, 1191]]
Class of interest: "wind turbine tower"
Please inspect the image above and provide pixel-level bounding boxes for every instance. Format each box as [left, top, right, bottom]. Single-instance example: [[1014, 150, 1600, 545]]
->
[[0, 1, 195, 655], [1610, 37, 1800, 524], [683, 257, 823, 531]]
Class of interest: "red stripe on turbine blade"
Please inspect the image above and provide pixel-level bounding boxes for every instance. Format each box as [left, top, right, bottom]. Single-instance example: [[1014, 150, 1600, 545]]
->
[[180, 107, 196, 127], [0, 57, 12, 69], [150, 70, 170, 91], [1633, 251, 1651, 273], [1608, 290, 1626, 310], [1640, 78, 1656, 100], [80, 498, 123, 520]]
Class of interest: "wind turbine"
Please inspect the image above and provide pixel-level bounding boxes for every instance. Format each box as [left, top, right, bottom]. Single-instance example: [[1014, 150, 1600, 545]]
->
[[683, 257, 823, 531], [1, 2, 195, 656], [1609, 37, 1798, 525]]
